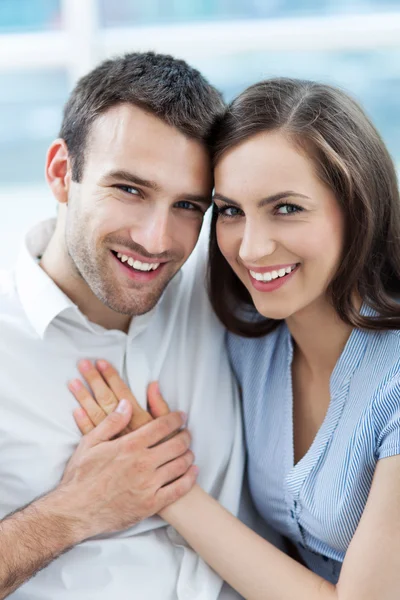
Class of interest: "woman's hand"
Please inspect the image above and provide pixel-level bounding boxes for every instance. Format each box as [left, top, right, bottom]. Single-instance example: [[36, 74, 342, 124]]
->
[[68, 359, 170, 435], [68, 359, 197, 496]]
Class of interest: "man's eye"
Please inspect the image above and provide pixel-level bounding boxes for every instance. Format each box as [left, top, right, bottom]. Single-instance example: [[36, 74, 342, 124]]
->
[[176, 201, 198, 211], [115, 185, 141, 196]]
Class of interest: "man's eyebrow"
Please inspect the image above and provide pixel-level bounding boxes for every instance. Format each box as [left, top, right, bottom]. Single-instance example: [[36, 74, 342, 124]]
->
[[106, 169, 160, 191], [104, 170, 211, 206], [212, 191, 311, 208]]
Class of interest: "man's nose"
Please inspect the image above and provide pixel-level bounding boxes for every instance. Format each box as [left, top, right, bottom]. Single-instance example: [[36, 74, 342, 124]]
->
[[238, 220, 277, 265], [129, 207, 172, 256]]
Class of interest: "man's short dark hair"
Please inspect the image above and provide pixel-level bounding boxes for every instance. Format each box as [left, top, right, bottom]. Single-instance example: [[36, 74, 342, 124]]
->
[[59, 51, 225, 181]]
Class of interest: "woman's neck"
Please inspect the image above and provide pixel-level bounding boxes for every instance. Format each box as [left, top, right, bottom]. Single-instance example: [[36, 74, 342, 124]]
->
[[285, 297, 359, 378]]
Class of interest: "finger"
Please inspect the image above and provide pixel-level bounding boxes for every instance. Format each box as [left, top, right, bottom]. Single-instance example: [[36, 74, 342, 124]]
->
[[73, 407, 95, 435], [156, 465, 199, 509], [96, 360, 151, 426], [150, 429, 192, 467], [147, 382, 171, 418], [85, 399, 133, 446], [78, 360, 118, 415], [123, 411, 186, 449], [68, 379, 107, 425], [155, 450, 195, 487]]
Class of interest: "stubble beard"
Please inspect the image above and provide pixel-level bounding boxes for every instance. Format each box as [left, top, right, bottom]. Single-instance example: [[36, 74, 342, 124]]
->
[[66, 232, 180, 317]]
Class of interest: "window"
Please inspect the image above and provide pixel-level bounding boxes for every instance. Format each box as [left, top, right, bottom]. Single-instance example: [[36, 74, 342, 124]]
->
[[0, 0, 399, 265]]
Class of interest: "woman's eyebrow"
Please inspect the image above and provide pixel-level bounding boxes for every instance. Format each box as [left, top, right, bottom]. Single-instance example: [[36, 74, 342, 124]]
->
[[213, 191, 311, 208]]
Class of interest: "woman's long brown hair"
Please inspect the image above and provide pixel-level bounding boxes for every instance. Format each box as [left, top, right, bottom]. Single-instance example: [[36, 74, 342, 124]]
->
[[208, 78, 400, 337]]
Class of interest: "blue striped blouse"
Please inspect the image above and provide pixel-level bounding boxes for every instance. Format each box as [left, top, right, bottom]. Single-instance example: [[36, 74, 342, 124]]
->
[[227, 305, 400, 583]]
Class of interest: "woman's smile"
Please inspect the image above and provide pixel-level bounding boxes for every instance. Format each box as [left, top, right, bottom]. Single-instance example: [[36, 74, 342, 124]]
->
[[214, 129, 344, 321]]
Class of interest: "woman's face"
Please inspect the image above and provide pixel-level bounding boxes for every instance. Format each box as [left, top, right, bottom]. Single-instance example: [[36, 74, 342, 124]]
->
[[213, 130, 345, 320]]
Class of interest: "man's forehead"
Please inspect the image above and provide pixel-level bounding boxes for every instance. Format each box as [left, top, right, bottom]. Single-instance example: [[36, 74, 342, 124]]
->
[[84, 104, 212, 189], [87, 103, 188, 151]]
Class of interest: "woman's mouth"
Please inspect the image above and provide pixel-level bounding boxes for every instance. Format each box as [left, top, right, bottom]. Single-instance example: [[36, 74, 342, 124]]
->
[[247, 263, 300, 292]]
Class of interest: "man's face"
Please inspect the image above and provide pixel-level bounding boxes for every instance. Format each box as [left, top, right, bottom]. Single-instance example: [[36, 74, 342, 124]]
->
[[65, 104, 212, 316]]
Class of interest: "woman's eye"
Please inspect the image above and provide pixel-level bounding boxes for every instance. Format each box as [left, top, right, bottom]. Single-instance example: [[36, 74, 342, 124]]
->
[[215, 204, 243, 218], [275, 203, 303, 215]]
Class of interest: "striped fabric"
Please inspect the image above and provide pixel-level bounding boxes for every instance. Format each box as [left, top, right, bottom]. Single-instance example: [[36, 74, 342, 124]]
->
[[227, 304, 400, 584]]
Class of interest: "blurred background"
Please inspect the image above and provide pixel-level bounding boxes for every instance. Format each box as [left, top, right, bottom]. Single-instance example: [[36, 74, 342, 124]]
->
[[1, 0, 400, 266]]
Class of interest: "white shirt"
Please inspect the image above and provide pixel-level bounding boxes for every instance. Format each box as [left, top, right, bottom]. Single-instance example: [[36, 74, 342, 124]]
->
[[0, 217, 246, 600]]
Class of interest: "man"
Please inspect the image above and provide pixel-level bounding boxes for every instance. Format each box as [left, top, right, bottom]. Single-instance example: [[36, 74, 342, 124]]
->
[[0, 52, 246, 599]]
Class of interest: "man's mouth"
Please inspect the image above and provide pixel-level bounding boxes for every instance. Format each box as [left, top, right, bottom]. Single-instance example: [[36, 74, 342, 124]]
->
[[112, 251, 162, 273]]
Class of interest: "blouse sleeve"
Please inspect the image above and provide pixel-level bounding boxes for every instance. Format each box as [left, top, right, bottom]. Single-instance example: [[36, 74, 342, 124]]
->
[[375, 372, 400, 460]]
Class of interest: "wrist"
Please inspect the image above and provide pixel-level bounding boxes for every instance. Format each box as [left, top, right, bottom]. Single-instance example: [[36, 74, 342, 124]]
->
[[160, 484, 202, 524], [36, 486, 93, 546]]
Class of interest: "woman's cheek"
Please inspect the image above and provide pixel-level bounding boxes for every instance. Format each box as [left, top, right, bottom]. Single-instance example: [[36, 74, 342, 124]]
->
[[216, 223, 237, 264]]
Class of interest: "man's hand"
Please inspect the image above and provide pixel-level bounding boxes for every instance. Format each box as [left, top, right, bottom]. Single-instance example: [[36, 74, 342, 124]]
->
[[0, 398, 197, 599], [60, 398, 196, 537], [68, 359, 170, 435]]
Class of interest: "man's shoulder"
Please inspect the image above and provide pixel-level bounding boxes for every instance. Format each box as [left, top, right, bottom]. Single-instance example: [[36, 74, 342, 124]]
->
[[0, 268, 17, 309], [0, 267, 29, 333]]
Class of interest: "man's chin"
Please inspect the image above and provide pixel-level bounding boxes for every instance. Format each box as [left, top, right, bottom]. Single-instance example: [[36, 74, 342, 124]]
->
[[98, 267, 181, 316], [100, 289, 166, 317]]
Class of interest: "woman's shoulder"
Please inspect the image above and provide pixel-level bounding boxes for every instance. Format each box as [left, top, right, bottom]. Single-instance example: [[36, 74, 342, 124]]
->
[[226, 321, 288, 382], [367, 331, 400, 459]]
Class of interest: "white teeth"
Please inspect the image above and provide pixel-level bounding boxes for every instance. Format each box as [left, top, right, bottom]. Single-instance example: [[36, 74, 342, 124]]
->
[[116, 252, 160, 272], [249, 264, 297, 282]]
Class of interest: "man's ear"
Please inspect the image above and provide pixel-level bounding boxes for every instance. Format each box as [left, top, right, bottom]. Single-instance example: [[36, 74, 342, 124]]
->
[[45, 139, 73, 205]]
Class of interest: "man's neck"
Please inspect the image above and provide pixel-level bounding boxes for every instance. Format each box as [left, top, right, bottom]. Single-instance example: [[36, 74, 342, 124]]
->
[[39, 225, 131, 333]]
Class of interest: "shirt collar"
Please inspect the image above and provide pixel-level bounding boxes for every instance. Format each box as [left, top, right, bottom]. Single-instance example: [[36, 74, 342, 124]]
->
[[285, 302, 376, 399], [15, 218, 79, 339], [329, 302, 376, 397]]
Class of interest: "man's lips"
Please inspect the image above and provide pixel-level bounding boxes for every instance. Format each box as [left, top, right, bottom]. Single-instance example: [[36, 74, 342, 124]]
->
[[111, 248, 167, 264], [111, 251, 166, 282]]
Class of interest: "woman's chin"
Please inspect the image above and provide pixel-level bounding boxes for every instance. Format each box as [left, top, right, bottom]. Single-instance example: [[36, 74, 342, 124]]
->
[[252, 300, 294, 322]]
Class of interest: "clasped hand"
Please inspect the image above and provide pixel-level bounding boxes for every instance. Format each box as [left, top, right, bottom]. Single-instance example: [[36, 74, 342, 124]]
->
[[58, 359, 197, 540]]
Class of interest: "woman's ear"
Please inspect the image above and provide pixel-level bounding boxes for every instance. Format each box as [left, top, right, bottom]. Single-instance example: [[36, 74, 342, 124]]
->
[[45, 139, 72, 206]]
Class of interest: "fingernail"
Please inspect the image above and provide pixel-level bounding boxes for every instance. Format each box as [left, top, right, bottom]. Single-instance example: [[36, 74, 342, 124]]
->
[[79, 359, 91, 371], [116, 399, 129, 414], [69, 379, 82, 391], [180, 411, 187, 424], [97, 360, 108, 371]]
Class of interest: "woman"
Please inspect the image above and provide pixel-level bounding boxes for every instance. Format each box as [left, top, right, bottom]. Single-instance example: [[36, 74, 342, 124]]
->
[[71, 79, 400, 599]]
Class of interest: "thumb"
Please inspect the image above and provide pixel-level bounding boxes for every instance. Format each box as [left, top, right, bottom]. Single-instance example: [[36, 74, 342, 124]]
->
[[147, 382, 171, 418], [87, 399, 133, 445]]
